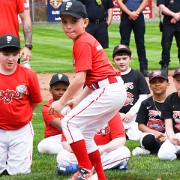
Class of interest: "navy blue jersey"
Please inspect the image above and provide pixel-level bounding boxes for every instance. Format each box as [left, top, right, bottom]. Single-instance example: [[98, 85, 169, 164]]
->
[[125, 0, 142, 11], [120, 69, 150, 113], [136, 96, 165, 133], [161, 92, 180, 133]]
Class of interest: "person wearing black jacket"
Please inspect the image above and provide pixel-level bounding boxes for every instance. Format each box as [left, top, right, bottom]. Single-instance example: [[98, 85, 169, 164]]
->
[[77, 0, 113, 48], [157, 0, 180, 75]]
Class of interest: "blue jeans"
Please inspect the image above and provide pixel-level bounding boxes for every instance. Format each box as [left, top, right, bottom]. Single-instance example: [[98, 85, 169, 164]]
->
[[119, 12, 148, 71]]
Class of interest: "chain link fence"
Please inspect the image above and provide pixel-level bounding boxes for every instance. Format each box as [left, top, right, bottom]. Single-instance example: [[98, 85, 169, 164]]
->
[[30, 0, 48, 22], [29, 0, 158, 23]]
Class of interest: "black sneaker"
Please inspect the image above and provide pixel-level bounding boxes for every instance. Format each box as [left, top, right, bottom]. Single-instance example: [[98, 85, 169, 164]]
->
[[141, 70, 150, 77], [176, 150, 180, 158]]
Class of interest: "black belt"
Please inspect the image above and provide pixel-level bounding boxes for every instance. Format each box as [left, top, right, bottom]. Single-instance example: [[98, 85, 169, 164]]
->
[[89, 18, 106, 24]]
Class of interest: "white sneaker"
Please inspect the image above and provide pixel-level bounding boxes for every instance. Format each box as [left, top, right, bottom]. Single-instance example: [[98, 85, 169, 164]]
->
[[132, 147, 150, 156]]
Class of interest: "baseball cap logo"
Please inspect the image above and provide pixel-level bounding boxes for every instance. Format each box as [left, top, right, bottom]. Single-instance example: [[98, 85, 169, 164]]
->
[[118, 45, 127, 49], [66, 2, 72, 10], [6, 36, 12, 44], [58, 74, 63, 80], [152, 70, 161, 77]]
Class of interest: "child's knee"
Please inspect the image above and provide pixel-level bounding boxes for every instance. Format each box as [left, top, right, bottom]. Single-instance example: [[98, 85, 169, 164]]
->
[[158, 149, 176, 160]]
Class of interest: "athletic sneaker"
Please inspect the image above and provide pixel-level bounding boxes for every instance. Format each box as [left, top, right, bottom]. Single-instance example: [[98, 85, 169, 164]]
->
[[115, 160, 128, 170], [132, 147, 150, 156], [176, 150, 180, 159], [69, 167, 97, 180], [57, 164, 79, 175]]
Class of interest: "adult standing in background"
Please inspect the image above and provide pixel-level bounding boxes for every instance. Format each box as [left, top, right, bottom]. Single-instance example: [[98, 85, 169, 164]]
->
[[0, 0, 33, 63], [77, 0, 113, 49], [117, 0, 150, 77], [157, 0, 180, 75]]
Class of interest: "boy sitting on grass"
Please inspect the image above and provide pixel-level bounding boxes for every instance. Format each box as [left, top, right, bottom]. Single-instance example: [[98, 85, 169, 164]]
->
[[133, 70, 169, 156], [112, 44, 150, 141], [38, 73, 70, 154], [158, 67, 180, 160], [56, 113, 131, 175]]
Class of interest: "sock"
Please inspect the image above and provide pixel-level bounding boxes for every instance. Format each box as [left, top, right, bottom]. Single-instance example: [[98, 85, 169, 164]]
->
[[70, 140, 92, 170], [88, 150, 106, 180]]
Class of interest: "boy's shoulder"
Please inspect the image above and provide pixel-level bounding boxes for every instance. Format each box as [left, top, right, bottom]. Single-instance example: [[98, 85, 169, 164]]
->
[[42, 99, 54, 109], [17, 64, 37, 76], [122, 68, 146, 80], [165, 92, 178, 101], [141, 96, 153, 105]]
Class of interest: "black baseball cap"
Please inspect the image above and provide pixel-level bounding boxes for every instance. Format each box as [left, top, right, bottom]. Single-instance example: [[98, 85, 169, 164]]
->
[[57, 1, 88, 18], [149, 70, 168, 83], [173, 67, 180, 78], [0, 34, 20, 49], [50, 74, 70, 86], [112, 44, 132, 58]]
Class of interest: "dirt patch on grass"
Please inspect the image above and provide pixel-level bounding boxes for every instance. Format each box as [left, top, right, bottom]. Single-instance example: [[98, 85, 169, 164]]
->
[[37, 70, 176, 101]]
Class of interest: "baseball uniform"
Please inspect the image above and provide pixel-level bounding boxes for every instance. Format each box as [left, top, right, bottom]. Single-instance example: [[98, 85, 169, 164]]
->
[[120, 68, 150, 140], [136, 96, 165, 154], [62, 32, 126, 154], [37, 99, 64, 154], [0, 65, 42, 175], [57, 113, 130, 170], [158, 92, 180, 160]]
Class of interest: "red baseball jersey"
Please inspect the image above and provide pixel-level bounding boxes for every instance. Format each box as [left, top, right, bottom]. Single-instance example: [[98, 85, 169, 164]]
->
[[94, 113, 125, 145], [72, 32, 120, 87], [0, 0, 27, 38], [42, 99, 63, 138], [0, 65, 42, 130], [61, 113, 125, 145]]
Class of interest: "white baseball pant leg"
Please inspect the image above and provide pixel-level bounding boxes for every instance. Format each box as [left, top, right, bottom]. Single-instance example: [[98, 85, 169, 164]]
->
[[122, 115, 142, 141], [0, 122, 33, 175], [37, 134, 63, 154], [57, 146, 130, 170], [158, 133, 180, 160], [62, 76, 126, 154]]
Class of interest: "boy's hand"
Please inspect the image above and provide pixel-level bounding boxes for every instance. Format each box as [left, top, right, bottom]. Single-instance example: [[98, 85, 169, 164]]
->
[[170, 136, 180, 145], [48, 100, 63, 116], [122, 112, 133, 122], [155, 132, 167, 143]]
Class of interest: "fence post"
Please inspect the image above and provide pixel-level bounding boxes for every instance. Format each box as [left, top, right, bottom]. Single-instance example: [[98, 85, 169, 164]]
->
[[31, 0, 35, 23]]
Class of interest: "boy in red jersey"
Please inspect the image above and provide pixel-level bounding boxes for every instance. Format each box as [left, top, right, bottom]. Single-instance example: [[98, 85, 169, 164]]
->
[[49, 1, 126, 180], [57, 113, 130, 175], [0, 34, 42, 175], [38, 73, 70, 154]]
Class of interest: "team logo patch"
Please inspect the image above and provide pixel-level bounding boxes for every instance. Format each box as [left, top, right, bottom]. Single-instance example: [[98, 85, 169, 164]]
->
[[49, 0, 62, 9], [124, 92, 134, 106], [151, 70, 162, 77], [147, 119, 165, 132], [0, 85, 27, 104], [175, 123, 180, 131], [65, 1, 72, 10], [6, 36, 12, 44]]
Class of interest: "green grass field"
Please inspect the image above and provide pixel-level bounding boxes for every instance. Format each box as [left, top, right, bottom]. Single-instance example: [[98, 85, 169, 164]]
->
[[1, 21, 180, 180], [23, 21, 179, 74]]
